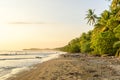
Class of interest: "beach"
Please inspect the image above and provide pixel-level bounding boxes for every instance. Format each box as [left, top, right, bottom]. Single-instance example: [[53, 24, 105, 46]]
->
[[0, 51, 64, 80], [7, 53, 120, 80]]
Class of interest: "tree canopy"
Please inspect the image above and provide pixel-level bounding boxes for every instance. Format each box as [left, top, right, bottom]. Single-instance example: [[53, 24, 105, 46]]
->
[[58, 0, 120, 57]]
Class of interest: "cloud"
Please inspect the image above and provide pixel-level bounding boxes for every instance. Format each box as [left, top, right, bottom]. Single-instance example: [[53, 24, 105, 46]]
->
[[8, 21, 46, 24]]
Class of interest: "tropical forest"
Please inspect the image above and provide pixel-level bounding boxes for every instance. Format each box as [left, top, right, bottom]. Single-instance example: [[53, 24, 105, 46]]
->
[[59, 0, 120, 57]]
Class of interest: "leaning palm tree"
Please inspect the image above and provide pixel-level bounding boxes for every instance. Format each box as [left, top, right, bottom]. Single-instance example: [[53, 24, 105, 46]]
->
[[85, 9, 98, 25]]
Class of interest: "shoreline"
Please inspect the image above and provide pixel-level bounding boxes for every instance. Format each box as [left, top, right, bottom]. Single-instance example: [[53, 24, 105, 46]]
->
[[7, 53, 120, 80], [0, 52, 66, 80]]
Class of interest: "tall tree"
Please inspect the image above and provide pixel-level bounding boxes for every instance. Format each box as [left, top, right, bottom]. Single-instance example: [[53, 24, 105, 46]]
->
[[85, 9, 98, 25]]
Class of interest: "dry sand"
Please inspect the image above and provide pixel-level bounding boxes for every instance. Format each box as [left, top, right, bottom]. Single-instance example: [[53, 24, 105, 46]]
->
[[7, 54, 120, 80]]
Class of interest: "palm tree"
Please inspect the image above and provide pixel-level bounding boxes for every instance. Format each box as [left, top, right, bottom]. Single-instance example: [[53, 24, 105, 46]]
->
[[85, 9, 98, 25], [94, 10, 114, 32]]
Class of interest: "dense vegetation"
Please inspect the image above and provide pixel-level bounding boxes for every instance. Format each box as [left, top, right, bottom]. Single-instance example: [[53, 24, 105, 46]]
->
[[59, 0, 120, 56]]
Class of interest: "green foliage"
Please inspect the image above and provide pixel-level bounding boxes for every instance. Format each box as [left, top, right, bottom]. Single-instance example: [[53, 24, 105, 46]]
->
[[80, 41, 92, 53], [59, 0, 120, 57], [113, 41, 120, 48], [113, 41, 120, 57], [107, 17, 119, 30], [113, 40, 120, 57], [59, 31, 93, 53], [59, 38, 80, 53], [68, 38, 80, 53], [113, 24, 120, 39], [80, 31, 93, 53], [111, 0, 120, 11], [90, 1, 120, 56], [68, 44, 80, 53], [90, 26, 102, 55], [91, 31, 118, 55]]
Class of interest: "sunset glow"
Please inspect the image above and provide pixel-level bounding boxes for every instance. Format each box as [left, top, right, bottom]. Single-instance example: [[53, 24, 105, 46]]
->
[[0, 0, 110, 50]]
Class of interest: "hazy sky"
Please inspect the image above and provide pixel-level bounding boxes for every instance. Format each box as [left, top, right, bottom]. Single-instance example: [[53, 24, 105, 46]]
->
[[0, 0, 111, 50]]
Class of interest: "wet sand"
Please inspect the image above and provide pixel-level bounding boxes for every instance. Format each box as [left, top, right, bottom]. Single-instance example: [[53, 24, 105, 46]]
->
[[7, 54, 120, 80]]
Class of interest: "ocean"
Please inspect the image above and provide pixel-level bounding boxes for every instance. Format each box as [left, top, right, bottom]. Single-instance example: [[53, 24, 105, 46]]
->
[[0, 50, 64, 80]]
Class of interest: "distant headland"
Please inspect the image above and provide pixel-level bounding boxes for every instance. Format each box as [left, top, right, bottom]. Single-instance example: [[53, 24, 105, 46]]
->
[[22, 48, 52, 51]]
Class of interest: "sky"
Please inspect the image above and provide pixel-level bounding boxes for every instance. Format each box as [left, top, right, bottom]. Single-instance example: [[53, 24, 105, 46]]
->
[[0, 0, 111, 50]]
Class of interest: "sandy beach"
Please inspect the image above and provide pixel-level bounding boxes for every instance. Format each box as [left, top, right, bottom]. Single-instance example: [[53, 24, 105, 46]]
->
[[7, 53, 120, 80]]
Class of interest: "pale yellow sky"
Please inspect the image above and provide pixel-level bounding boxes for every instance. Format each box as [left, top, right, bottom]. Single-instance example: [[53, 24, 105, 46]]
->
[[0, 0, 110, 50], [0, 23, 90, 50]]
